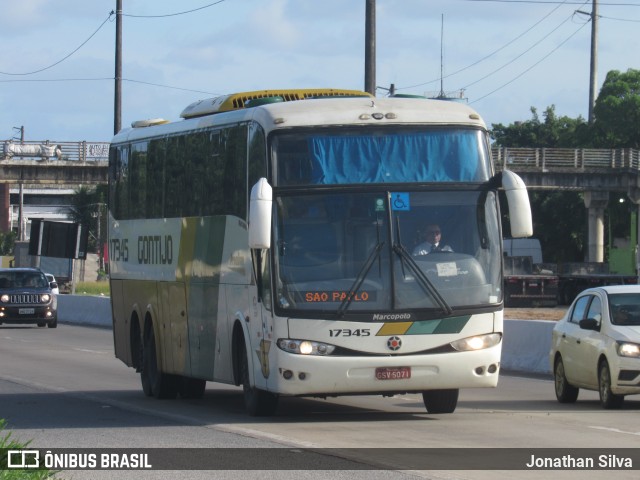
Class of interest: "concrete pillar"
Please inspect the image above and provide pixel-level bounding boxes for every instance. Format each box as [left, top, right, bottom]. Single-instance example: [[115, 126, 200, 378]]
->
[[627, 187, 640, 279], [0, 185, 10, 233], [583, 191, 608, 262]]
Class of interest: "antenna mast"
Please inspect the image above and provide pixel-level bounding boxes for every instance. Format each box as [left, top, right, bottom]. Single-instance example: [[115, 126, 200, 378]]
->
[[439, 14, 445, 98]]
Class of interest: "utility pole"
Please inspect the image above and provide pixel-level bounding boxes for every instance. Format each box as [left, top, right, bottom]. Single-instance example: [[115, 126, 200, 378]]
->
[[364, 0, 376, 95], [576, 1, 598, 123], [588, 0, 598, 124], [114, 0, 122, 135]]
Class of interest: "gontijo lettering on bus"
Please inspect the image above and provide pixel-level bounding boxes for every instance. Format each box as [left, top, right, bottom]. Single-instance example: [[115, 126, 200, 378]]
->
[[108, 217, 182, 281], [137, 235, 173, 265]]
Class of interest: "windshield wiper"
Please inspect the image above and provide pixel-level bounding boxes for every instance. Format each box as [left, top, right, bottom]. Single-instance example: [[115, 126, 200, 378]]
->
[[392, 243, 453, 316], [337, 241, 385, 318]]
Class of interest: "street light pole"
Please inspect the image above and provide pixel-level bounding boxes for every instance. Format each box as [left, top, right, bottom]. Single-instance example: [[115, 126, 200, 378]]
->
[[364, 0, 376, 95], [588, 0, 598, 124], [114, 0, 122, 135]]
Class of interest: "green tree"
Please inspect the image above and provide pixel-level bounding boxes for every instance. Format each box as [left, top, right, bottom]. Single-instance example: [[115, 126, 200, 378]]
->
[[69, 185, 107, 254], [592, 68, 640, 148], [491, 70, 640, 264], [492, 106, 589, 263], [491, 105, 589, 147], [0, 231, 16, 256]]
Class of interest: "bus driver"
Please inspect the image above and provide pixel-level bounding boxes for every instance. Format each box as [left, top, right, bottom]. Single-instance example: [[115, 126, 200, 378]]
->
[[413, 224, 453, 255]]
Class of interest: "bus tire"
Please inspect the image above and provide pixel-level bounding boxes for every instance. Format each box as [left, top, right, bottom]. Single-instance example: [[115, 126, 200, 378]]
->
[[142, 325, 178, 399], [240, 341, 278, 416], [179, 377, 206, 399], [422, 389, 458, 414]]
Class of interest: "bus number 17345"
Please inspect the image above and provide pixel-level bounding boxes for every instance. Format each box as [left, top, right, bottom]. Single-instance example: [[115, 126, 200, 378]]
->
[[329, 329, 371, 337]]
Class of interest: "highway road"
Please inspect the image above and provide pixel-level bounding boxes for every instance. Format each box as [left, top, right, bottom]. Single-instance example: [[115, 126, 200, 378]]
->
[[1, 323, 639, 480]]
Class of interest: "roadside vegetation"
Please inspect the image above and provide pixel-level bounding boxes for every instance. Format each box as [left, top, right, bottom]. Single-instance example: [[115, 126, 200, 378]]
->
[[0, 419, 57, 479], [72, 281, 110, 296]]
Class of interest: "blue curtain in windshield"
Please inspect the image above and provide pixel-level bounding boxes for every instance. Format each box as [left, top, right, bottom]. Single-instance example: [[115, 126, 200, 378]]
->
[[308, 131, 485, 184]]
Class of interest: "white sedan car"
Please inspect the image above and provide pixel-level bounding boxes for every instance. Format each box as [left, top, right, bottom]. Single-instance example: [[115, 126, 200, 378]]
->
[[550, 285, 640, 409]]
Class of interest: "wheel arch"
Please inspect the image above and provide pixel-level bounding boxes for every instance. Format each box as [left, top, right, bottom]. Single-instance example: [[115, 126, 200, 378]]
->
[[129, 310, 142, 371], [231, 317, 250, 387], [598, 353, 610, 370]]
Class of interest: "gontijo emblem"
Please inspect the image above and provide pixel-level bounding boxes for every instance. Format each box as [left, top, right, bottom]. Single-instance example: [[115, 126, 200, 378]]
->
[[387, 336, 402, 351]]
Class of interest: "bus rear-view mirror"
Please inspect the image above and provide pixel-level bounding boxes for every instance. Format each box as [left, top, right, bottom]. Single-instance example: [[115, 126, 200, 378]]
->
[[502, 170, 533, 238], [249, 178, 273, 249]]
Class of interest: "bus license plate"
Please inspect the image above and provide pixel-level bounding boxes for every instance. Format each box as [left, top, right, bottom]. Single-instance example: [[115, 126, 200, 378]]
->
[[19, 308, 35, 315], [375, 367, 411, 380]]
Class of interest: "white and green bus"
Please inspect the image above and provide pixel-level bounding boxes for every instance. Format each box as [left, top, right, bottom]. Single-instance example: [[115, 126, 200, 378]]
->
[[108, 89, 532, 416]]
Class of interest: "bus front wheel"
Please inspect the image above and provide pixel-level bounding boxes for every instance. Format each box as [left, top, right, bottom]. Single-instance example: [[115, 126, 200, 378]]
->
[[422, 389, 459, 414], [240, 342, 278, 416]]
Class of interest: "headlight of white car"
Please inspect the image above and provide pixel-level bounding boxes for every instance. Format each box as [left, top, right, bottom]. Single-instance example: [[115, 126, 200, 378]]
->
[[617, 341, 640, 358]]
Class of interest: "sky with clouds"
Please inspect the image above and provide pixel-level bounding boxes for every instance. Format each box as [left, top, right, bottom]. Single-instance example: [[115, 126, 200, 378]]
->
[[1, 0, 639, 143]]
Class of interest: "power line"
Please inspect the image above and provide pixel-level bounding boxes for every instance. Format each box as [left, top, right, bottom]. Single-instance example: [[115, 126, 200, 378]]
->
[[0, 75, 220, 96], [123, 0, 227, 18], [470, 19, 590, 103], [0, 77, 112, 84], [123, 79, 219, 95], [0, 1, 230, 78], [460, 6, 586, 91], [599, 13, 640, 20], [459, 0, 640, 5], [0, 13, 114, 76], [398, 0, 572, 91]]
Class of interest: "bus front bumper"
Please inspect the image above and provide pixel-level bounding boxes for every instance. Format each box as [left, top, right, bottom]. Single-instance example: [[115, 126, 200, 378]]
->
[[263, 345, 501, 396]]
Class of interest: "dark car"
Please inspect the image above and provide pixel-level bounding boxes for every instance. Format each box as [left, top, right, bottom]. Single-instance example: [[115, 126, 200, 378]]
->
[[0, 268, 58, 328]]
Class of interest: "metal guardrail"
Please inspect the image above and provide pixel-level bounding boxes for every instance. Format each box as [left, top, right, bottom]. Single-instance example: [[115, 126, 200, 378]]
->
[[492, 147, 640, 171], [1, 140, 109, 162]]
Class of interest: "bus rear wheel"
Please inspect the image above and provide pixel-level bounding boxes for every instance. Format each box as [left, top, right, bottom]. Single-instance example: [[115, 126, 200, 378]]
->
[[422, 389, 459, 414], [240, 342, 278, 416], [142, 325, 178, 399]]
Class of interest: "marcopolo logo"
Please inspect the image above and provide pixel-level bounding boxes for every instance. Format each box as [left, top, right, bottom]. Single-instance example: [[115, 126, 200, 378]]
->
[[372, 313, 412, 321]]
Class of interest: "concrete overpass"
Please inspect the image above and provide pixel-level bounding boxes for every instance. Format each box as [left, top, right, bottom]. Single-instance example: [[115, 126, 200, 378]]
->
[[1, 140, 108, 184], [493, 147, 640, 264], [0, 140, 109, 235]]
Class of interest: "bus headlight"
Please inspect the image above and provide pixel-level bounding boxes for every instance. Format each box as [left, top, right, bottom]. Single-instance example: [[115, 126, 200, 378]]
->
[[450, 333, 501, 352], [277, 338, 336, 356]]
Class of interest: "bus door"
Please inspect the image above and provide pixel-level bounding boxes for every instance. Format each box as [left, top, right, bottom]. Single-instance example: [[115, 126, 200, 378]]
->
[[253, 249, 274, 389]]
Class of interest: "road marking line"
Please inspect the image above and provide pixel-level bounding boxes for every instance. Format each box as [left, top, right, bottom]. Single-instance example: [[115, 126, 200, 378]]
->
[[72, 348, 108, 354], [590, 426, 640, 436]]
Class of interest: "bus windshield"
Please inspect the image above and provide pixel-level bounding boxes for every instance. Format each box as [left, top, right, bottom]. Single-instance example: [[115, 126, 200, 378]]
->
[[273, 188, 502, 317], [272, 127, 491, 186]]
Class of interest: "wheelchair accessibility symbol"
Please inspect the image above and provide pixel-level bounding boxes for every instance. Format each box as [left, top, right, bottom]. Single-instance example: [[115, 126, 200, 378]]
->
[[391, 192, 410, 211]]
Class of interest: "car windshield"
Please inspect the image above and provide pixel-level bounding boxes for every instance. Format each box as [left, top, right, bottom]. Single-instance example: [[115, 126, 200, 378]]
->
[[0, 271, 48, 289], [609, 293, 640, 326]]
